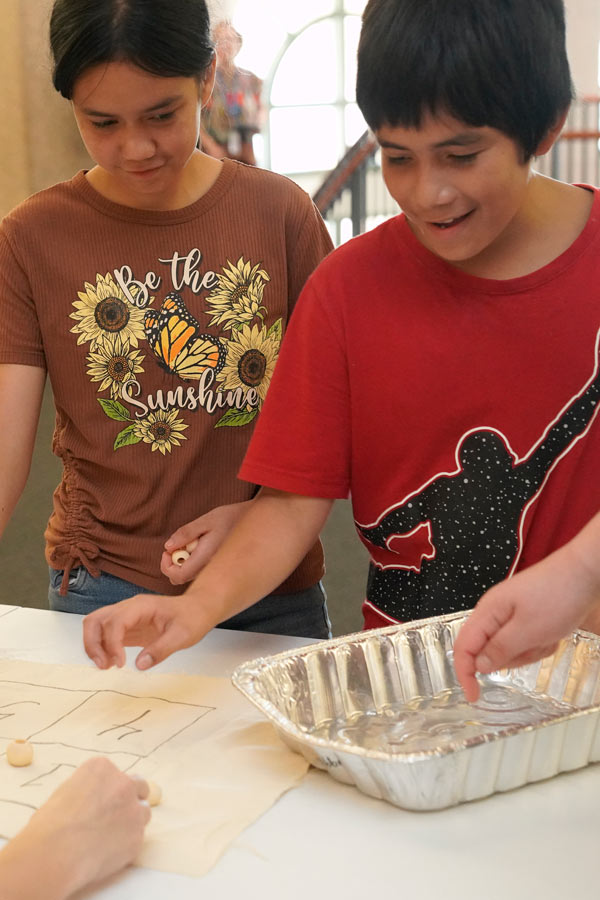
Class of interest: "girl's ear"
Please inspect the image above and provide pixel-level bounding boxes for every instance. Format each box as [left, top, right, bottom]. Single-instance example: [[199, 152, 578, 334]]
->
[[535, 109, 569, 156], [200, 54, 217, 108]]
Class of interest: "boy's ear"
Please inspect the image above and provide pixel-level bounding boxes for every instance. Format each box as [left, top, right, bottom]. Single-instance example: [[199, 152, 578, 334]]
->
[[535, 109, 569, 156]]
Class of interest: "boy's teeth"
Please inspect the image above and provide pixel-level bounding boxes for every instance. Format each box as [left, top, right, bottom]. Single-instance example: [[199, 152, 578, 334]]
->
[[435, 215, 464, 228]]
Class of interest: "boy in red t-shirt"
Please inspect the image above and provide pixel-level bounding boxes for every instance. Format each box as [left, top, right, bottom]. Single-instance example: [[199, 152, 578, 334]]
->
[[83, 0, 600, 678]]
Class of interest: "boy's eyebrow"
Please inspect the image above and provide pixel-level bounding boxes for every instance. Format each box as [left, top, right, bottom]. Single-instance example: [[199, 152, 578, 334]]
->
[[81, 96, 183, 117], [379, 133, 483, 150]]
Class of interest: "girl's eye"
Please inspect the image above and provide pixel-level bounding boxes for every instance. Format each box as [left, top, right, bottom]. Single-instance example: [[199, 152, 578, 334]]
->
[[151, 111, 175, 123]]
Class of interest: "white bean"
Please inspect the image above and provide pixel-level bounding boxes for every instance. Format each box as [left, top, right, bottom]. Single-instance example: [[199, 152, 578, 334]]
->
[[147, 781, 162, 807], [171, 549, 190, 566], [7, 739, 33, 767]]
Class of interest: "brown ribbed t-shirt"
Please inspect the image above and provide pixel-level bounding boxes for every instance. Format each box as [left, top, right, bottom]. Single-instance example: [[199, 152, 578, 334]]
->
[[0, 160, 333, 595]]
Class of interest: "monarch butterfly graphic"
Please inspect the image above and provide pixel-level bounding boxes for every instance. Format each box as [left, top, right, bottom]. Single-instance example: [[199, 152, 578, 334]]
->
[[144, 292, 226, 381]]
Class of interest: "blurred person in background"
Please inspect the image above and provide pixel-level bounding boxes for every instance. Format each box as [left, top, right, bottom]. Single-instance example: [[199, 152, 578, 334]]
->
[[201, 21, 264, 165]]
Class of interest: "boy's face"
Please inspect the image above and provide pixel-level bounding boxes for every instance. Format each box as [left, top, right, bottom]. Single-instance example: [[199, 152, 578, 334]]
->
[[376, 112, 532, 276]]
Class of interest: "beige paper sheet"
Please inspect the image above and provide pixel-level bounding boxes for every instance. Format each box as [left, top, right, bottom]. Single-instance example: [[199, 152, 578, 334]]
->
[[0, 658, 308, 877]]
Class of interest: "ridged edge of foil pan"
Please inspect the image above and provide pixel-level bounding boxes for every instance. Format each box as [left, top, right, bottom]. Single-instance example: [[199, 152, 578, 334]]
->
[[232, 611, 600, 809]]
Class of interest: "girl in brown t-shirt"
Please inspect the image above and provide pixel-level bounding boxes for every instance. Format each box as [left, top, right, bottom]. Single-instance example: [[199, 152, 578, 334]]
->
[[0, 0, 333, 637]]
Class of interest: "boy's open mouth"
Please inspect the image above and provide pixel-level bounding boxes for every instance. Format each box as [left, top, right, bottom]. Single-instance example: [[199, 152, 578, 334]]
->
[[431, 210, 474, 229]]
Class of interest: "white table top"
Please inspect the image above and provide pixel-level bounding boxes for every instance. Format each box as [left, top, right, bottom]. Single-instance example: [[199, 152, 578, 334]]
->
[[0, 604, 596, 899]]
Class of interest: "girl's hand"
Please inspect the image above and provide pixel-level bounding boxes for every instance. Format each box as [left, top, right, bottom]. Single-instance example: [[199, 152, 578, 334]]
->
[[161, 501, 252, 585]]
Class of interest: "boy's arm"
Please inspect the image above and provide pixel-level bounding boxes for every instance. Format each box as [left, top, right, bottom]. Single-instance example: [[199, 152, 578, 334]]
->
[[454, 511, 600, 702], [83, 489, 334, 669], [0, 364, 45, 537]]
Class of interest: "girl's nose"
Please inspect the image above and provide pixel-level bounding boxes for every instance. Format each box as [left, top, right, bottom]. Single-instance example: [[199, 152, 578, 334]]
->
[[121, 128, 155, 161]]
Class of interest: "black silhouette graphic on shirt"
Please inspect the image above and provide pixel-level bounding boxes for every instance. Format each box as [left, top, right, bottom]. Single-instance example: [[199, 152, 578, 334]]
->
[[357, 335, 600, 622]]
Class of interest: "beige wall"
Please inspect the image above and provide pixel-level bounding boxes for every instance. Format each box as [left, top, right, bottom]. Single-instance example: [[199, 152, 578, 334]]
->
[[0, 0, 90, 218], [0, 0, 31, 216]]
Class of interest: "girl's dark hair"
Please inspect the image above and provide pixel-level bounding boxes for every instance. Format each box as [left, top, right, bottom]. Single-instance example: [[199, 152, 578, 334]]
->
[[50, 0, 214, 99], [356, 0, 574, 159]]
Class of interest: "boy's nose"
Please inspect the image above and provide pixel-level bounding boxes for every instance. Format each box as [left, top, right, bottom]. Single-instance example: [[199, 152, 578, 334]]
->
[[412, 170, 457, 211]]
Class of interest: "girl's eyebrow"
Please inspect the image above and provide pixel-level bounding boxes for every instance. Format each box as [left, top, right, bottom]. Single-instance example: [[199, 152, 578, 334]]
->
[[81, 95, 183, 117]]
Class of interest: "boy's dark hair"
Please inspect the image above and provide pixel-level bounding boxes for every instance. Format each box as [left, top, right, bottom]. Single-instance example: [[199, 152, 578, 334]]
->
[[50, 0, 214, 99], [356, 0, 574, 159]]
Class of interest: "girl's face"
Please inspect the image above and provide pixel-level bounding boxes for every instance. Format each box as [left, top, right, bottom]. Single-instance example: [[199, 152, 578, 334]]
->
[[72, 59, 215, 209]]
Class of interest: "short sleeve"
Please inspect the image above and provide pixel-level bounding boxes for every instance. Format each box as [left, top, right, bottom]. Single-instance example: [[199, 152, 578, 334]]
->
[[240, 273, 350, 498], [285, 199, 333, 314], [0, 225, 46, 368]]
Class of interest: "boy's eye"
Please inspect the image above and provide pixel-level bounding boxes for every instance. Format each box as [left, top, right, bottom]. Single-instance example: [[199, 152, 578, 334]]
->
[[91, 119, 117, 129], [386, 155, 411, 166], [449, 152, 479, 164]]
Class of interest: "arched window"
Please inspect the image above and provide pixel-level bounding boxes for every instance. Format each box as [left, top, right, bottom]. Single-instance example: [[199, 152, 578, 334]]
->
[[233, 0, 368, 186]]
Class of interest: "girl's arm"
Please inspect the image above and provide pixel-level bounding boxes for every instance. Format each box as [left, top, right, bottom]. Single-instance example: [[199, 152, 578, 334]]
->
[[0, 364, 45, 537]]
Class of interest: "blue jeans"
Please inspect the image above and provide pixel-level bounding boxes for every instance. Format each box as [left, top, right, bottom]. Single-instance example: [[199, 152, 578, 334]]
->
[[48, 567, 332, 639]]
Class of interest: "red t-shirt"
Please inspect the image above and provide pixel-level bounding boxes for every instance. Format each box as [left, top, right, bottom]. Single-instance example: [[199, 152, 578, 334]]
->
[[241, 188, 600, 627]]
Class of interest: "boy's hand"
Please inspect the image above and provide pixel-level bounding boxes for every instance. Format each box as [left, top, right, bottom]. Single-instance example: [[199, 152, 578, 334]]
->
[[83, 594, 215, 671], [454, 543, 600, 702], [161, 501, 252, 585]]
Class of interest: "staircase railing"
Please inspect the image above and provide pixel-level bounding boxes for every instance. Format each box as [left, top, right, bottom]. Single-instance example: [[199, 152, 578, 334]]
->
[[314, 97, 600, 244]]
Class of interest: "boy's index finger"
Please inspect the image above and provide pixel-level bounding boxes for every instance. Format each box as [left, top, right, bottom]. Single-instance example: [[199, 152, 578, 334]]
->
[[453, 613, 490, 668], [453, 602, 511, 701], [82, 613, 111, 669], [453, 630, 482, 702], [101, 614, 132, 668]]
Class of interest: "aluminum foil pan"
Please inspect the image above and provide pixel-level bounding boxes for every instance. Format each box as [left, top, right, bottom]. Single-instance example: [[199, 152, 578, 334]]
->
[[232, 612, 600, 810]]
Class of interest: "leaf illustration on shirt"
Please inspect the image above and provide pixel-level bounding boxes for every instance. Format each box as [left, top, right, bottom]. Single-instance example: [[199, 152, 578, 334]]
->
[[97, 400, 188, 453]]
